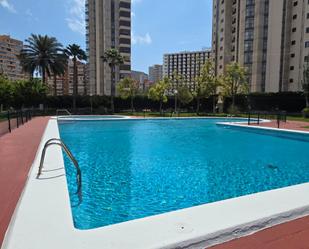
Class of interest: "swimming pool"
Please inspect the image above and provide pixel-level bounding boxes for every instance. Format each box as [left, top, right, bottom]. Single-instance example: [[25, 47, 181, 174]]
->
[[58, 118, 309, 230]]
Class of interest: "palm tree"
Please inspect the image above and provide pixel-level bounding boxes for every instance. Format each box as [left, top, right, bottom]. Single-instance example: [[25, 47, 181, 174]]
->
[[102, 49, 124, 113], [64, 44, 87, 113], [50, 54, 67, 96], [19, 34, 63, 83]]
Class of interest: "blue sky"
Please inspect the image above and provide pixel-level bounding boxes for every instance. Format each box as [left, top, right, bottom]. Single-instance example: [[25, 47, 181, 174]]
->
[[0, 0, 212, 73]]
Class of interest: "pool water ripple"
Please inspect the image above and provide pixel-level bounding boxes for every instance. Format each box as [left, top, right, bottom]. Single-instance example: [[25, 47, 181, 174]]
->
[[59, 118, 309, 229]]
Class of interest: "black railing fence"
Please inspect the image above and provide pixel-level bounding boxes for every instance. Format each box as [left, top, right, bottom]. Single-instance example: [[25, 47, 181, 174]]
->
[[247, 111, 287, 128], [0, 109, 33, 136], [0, 107, 294, 137]]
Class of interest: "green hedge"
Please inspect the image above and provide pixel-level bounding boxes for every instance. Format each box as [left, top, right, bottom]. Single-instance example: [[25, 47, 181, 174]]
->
[[2, 92, 307, 113]]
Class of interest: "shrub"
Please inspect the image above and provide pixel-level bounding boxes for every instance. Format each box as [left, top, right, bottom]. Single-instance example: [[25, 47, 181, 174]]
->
[[302, 107, 309, 118], [227, 105, 240, 114]]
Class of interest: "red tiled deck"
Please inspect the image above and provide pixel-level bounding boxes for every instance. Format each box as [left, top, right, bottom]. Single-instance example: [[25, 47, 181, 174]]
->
[[0, 117, 49, 247], [248, 120, 309, 132], [210, 216, 309, 249]]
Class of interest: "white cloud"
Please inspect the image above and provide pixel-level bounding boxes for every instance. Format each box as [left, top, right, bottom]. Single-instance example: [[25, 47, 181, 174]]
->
[[0, 0, 16, 13], [132, 32, 152, 45], [66, 0, 85, 35]]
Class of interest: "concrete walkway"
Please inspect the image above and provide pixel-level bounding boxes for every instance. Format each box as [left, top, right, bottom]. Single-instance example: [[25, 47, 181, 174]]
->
[[0, 117, 49, 246]]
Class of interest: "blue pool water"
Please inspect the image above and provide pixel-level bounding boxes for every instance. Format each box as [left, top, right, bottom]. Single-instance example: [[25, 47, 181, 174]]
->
[[58, 118, 309, 230]]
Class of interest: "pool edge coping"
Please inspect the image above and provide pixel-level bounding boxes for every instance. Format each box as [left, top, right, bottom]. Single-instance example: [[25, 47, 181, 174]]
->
[[216, 121, 309, 135], [2, 117, 309, 249]]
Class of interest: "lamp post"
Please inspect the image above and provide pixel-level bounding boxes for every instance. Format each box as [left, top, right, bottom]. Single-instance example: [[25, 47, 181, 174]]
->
[[90, 93, 93, 114], [174, 89, 178, 113]]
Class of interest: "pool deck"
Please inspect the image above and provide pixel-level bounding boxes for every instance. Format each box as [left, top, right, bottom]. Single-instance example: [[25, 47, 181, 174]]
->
[[246, 120, 309, 132], [0, 117, 49, 247], [210, 216, 309, 249], [0, 116, 309, 248]]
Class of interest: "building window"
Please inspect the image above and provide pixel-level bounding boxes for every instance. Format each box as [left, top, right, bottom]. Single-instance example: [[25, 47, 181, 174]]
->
[[119, 20, 131, 27], [244, 52, 252, 64], [244, 40, 253, 51], [292, 27, 297, 32], [119, 2, 131, 8], [291, 53, 295, 58], [305, 41, 309, 47], [290, 66, 294, 70], [293, 14, 297, 20], [293, 1, 298, 6], [292, 40, 296, 45]]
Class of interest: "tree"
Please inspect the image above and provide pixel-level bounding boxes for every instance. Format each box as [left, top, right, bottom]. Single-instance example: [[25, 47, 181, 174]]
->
[[50, 53, 67, 96], [221, 62, 248, 111], [171, 71, 184, 113], [194, 59, 219, 114], [148, 77, 170, 113], [12, 79, 48, 108], [302, 58, 309, 108], [117, 77, 139, 112], [0, 75, 13, 109], [102, 49, 125, 113], [177, 86, 193, 106], [64, 44, 87, 113], [19, 34, 63, 83]]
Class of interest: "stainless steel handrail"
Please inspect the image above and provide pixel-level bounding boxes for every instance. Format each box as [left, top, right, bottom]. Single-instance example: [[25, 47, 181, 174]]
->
[[37, 138, 82, 203], [56, 109, 72, 116]]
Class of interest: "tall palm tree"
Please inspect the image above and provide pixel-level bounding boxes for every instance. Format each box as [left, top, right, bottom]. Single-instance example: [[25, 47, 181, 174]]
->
[[50, 54, 67, 96], [19, 34, 63, 83], [64, 44, 87, 113], [102, 49, 124, 113]]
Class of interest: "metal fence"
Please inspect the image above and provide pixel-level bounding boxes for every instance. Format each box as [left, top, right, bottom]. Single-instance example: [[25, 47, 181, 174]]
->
[[247, 111, 287, 128], [0, 110, 33, 136]]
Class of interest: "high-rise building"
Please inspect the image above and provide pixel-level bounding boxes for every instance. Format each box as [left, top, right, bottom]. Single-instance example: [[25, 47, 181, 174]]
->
[[148, 64, 163, 83], [47, 59, 87, 96], [163, 50, 212, 91], [212, 0, 309, 93], [0, 35, 26, 81], [86, 0, 131, 96], [131, 70, 148, 91]]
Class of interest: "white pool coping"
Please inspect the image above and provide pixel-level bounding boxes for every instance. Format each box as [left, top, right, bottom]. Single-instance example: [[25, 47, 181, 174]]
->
[[216, 121, 309, 135], [2, 117, 309, 249]]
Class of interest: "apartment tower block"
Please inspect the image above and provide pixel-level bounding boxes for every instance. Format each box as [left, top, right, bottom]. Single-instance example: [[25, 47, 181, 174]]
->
[[86, 0, 131, 96], [0, 35, 26, 81], [148, 64, 163, 83], [163, 50, 212, 91], [212, 0, 309, 93]]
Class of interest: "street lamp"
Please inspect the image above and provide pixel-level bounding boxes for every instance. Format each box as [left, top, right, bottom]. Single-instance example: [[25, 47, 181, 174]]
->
[[90, 93, 93, 114], [174, 89, 178, 113]]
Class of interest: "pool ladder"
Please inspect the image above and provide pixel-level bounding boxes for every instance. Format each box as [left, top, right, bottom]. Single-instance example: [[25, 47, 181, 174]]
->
[[56, 109, 72, 116], [37, 138, 82, 204]]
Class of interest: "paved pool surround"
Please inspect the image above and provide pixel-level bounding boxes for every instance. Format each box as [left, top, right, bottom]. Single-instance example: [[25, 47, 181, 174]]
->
[[0, 117, 50, 246], [2, 117, 309, 249]]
